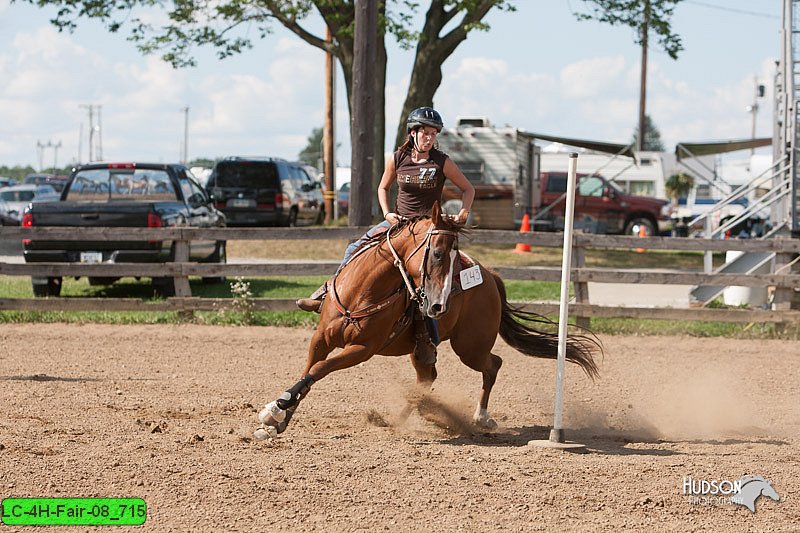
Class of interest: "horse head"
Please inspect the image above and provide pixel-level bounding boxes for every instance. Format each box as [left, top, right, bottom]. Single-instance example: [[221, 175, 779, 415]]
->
[[419, 201, 462, 319], [731, 475, 781, 513]]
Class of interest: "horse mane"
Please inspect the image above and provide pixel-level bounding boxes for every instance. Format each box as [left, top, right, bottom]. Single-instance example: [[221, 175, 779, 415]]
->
[[394, 214, 468, 235]]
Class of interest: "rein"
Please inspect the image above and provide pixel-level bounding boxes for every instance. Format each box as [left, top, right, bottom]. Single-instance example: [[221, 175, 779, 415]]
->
[[387, 223, 458, 309]]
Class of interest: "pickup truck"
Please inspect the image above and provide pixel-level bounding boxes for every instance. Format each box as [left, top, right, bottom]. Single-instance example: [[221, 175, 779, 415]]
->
[[532, 172, 673, 236], [22, 162, 227, 297]]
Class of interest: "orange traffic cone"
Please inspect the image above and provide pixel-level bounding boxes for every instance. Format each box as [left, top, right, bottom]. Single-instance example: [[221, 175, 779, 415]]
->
[[635, 224, 647, 253], [514, 213, 532, 253]]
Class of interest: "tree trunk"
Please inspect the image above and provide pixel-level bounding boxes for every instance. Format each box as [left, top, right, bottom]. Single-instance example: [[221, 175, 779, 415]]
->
[[350, 0, 378, 226]]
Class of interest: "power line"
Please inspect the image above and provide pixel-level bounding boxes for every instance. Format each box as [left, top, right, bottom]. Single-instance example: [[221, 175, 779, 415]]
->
[[684, 1, 779, 20]]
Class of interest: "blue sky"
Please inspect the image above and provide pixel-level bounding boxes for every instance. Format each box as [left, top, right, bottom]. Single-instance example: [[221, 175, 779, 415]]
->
[[0, 1, 781, 170]]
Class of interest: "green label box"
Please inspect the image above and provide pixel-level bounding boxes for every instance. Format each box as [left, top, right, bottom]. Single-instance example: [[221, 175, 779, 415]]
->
[[1, 498, 147, 526]]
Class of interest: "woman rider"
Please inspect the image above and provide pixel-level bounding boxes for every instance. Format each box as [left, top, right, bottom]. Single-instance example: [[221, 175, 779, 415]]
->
[[296, 107, 475, 362]]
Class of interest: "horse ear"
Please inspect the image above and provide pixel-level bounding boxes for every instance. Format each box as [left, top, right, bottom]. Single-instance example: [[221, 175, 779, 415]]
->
[[431, 200, 441, 226]]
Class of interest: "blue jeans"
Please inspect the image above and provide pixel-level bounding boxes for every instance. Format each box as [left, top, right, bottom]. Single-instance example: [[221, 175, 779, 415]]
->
[[338, 220, 391, 273]]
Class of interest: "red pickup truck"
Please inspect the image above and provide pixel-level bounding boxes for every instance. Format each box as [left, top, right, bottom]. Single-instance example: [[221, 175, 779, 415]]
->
[[532, 172, 672, 236]]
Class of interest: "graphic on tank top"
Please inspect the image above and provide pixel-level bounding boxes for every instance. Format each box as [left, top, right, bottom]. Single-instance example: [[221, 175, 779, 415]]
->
[[397, 166, 439, 189]]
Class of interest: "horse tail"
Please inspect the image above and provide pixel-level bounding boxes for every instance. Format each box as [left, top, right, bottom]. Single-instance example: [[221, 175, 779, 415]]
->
[[490, 270, 600, 380]]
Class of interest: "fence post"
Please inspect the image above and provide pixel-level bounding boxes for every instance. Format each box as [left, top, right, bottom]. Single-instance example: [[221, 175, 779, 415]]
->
[[572, 239, 590, 329], [772, 252, 794, 311], [172, 239, 192, 298]]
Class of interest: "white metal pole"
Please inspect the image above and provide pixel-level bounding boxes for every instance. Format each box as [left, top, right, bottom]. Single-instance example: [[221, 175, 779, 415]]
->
[[550, 152, 579, 443]]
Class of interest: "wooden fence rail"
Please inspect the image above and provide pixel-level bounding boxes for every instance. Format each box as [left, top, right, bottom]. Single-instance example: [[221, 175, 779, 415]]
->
[[1, 227, 798, 323]]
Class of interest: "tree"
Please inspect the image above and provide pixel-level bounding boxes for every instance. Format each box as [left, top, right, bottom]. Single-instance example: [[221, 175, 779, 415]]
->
[[298, 127, 324, 169], [630, 114, 665, 152], [576, 1, 683, 151], [26, 0, 513, 222], [664, 171, 694, 206]]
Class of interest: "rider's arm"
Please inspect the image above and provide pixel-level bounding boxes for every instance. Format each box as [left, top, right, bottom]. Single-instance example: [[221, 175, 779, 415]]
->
[[443, 157, 475, 224], [378, 157, 401, 223]]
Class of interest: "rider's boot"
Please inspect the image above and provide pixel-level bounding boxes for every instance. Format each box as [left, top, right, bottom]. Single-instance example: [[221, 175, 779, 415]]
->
[[296, 281, 327, 313], [413, 309, 437, 365]]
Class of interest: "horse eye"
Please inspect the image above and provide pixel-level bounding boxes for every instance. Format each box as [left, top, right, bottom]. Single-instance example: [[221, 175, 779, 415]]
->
[[432, 249, 444, 260]]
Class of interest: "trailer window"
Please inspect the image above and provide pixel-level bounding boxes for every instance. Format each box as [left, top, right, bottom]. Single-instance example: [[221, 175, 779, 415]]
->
[[458, 161, 485, 183]]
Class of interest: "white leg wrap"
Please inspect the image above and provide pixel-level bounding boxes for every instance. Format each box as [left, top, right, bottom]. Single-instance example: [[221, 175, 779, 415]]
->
[[472, 406, 497, 429], [258, 400, 287, 425]]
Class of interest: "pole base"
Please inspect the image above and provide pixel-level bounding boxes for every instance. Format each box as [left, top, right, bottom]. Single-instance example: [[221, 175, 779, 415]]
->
[[527, 428, 587, 452]]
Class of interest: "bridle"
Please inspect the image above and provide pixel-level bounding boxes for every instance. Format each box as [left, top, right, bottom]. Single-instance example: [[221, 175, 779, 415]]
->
[[329, 219, 458, 325], [387, 222, 458, 309]]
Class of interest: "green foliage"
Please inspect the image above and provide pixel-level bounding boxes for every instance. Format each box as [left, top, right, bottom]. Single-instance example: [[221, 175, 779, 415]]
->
[[576, 0, 684, 59], [664, 171, 694, 202], [189, 157, 217, 168], [0, 165, 34, 180], [630, 114, 665, 152], [297, 127, 323, 168]]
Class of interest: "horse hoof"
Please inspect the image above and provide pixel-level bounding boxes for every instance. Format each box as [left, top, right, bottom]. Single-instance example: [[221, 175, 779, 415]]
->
[[258, 401, 286, 425], [253, 425, 278, 441], [474, 418, 498, 430], [472, 407, 497, 430]]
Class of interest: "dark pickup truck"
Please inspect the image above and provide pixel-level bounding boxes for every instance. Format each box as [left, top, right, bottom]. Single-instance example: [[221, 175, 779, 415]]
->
[[23, 162, 227, 297]]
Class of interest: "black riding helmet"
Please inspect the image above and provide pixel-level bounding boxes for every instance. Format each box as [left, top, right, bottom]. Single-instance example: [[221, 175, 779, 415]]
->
[[407, 106, 444, 132]]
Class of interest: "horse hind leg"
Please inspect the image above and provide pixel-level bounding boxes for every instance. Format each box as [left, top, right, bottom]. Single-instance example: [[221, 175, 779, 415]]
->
[[466, 352, 503, 430]]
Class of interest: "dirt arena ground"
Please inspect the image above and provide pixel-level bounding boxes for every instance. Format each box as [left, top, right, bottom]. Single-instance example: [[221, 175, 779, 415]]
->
[[0, 323, 797, 531]]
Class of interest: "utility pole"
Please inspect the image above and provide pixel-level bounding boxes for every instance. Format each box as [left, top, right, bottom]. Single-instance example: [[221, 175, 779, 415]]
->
[[79, 104, 95, 161], [748, 76, 766, 155], [637, 0, 650, 153], [181, 106, 189, 164], [52, 140, 62, 172], [323, 26, 336, 223], [96, 105, 103, 161], [36, 140, 46, 171], [78, 122, 83, 164], [79, 104, 102, 161]]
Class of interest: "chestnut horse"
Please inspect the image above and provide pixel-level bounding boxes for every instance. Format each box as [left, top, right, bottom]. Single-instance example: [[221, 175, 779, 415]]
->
[[255, 202, 599, 439]]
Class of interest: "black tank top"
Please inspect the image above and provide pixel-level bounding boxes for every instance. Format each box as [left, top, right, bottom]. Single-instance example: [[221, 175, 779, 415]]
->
[[393, 148, 448, 217]]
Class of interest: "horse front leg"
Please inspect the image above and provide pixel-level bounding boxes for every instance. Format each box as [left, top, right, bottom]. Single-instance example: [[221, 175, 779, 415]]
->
[[395, 351, 438, 425], [255, 337, 378, 439], [255, 330, 330, 440]]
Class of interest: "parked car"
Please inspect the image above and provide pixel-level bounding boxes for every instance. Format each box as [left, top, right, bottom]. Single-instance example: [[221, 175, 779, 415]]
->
[[337, 181, 350, 216], [23, 173, 69, 193], [22, 162, 227, 297], [206, 157, 324, 226], [0, 184, 60, 225], [0, 177, 18, 189]]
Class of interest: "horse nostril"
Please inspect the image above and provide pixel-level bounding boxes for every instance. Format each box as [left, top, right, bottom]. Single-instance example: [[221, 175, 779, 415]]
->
[[431, 304, 442, 314]]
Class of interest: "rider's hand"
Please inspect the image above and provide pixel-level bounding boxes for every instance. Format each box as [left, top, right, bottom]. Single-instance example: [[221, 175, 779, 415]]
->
[[456, 208, 470, 225], [385, 212, 403, 225]]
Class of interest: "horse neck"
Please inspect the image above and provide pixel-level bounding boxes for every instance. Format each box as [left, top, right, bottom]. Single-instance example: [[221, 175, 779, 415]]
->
[[391, 222, 424, 253]]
